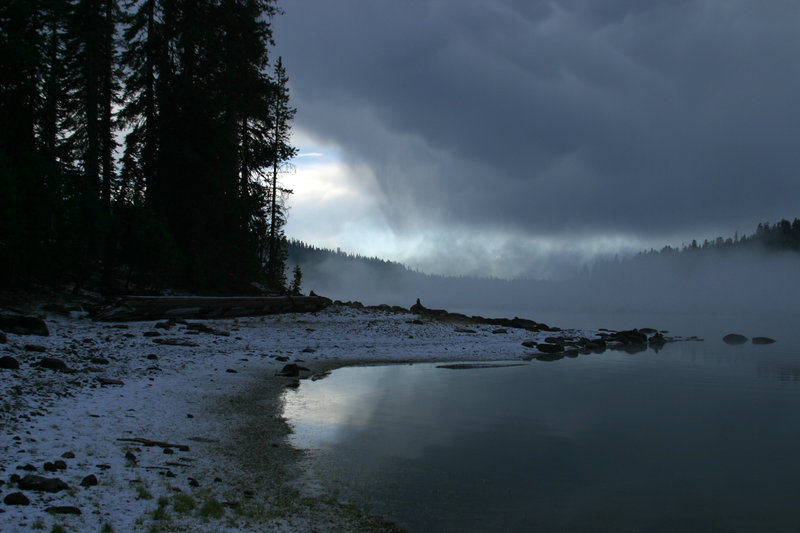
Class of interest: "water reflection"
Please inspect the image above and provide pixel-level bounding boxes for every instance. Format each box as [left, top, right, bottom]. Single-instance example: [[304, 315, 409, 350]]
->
[[283, 340, 800, 532]]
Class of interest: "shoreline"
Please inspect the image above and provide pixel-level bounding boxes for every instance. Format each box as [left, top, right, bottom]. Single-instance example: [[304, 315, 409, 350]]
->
[[1, 297, 665, 532]]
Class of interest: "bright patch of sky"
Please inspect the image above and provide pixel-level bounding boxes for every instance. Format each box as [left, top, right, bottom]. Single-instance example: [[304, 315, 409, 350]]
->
[[284, 129, 657, 279]]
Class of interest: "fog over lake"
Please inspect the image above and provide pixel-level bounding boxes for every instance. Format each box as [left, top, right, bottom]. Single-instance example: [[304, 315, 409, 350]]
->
[[295, 247, 800, 331]]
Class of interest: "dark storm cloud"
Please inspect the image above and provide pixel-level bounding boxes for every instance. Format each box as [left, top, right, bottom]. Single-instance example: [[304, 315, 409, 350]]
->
[[274, 0, 800, 242]]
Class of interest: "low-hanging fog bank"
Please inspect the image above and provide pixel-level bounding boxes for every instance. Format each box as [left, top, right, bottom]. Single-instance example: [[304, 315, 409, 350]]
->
[[292, 245, 800, 322]]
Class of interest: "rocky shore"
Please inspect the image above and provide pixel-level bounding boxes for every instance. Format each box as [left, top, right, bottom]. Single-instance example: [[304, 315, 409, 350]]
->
[[0, 295, 693, 532]]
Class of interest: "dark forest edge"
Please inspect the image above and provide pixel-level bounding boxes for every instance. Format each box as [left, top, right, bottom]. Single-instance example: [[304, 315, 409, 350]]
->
[[1, 0, 296, 295]]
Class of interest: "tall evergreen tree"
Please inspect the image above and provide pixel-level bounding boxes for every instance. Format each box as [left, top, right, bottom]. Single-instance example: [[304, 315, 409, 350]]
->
[[2, 0, 298, 291], [265, 56, 297, 289], [62, 0, 120, 281], [0, 0, 73, 285], [0, 0, 44, 284]]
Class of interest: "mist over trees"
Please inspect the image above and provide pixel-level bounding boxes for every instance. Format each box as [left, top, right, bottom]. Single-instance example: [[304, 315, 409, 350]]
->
[[289, 220, 800, 318], [1, 0, 296, 292]]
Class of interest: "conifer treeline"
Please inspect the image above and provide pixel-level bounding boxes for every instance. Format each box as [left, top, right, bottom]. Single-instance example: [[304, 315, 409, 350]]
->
[[0, 0, 296, 292], [640, 218, 800, 257]]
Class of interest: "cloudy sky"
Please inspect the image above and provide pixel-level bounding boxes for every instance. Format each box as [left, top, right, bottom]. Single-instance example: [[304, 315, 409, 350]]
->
[[272, 0, 800, 279]]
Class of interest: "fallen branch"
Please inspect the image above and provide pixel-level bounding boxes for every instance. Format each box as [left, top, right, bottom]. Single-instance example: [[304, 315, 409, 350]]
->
[[117, 437, 190, 452], [94, 295, 332, 321]]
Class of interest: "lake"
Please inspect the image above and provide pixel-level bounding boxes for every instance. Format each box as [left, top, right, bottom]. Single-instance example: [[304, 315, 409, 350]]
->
[[282, 312, 800, 532]]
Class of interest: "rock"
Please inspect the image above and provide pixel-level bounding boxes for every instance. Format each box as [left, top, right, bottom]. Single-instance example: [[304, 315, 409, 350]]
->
[[454, 327, 477, 334], [146, 353, 158, 360], [0, 314, 49, 336], [278, 363, 311, 377], [125, 451, 137, 463], [36, 357, 72, 372], [275, 356, 290, 362], [521, 341, 537, 348], [639, 328, 658, 335], [46, 505, 82, 515], [752, 336, 776, 345], [225, 368, 238, 373], [3, 492, 30, 506], [44, 462, 57, 472], [613, 329, 648, 345], [143, 331, 162, 337], [61, 452, 75, 459], [79, 474, 98, 487], [18, 474, 69, 493], [723, 333, 748, 345], [409, 298, 447, 317], [23, 344, 47, 352], [20, 464, 37, 471], [186, 322, 212, 333], [188, 477, 200, 487], [89, 357, 110, 365], [0, 355, 20, 370], [53, 460, 67, 470], [42, 304, 74, 316], [648, 332, 667, 348], [491, 329, 508, 334], [577, 338, 606, 354], [437, 363, 526, 370], [97, 377, 124, 386], [301, 347, 316, 353], [536, 343, 564, 354], [624, 344, 648, 355], [153, 338, 198, 347]]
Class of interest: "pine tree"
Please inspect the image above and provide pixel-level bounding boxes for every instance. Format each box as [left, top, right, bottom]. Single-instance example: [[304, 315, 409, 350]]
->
[[62, 0, 120, 282], [290, 264, 302, 295], [2, 0, 297, 291], [0, 0, 73, 285], [119, 0, 163, 207], [265, 56, 297, 289]]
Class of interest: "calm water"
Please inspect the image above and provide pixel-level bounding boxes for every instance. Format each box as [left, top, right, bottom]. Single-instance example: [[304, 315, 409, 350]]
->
[[282, 313, 800, 532]]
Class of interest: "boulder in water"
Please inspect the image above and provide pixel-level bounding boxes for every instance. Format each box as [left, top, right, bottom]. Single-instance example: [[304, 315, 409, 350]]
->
[[752, 336, 776, 345], [723, 333, 748, 345]]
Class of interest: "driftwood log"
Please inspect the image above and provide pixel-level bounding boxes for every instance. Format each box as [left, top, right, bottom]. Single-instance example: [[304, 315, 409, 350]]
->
[[117, 437, 190, 451], [94, 295, 331, 322]]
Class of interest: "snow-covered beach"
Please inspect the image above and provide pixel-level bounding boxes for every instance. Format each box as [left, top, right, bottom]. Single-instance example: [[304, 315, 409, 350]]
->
[[0, 299, 600, 532]]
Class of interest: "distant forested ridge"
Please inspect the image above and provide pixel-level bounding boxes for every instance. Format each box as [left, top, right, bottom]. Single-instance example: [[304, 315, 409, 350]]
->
[[638, 218, 800, 257], [287, 240, 418, 281], [288, 219, 800, 315], [1, 0, 295, 292]]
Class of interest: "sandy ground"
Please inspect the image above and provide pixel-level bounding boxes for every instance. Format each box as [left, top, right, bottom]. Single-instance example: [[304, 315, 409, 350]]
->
[[0, 301, 587, 532]]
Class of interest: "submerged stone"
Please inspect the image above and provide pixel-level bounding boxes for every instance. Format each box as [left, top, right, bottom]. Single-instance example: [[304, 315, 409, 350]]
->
[[752, 336, 776, 345], [723, 334, 748, 345]]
